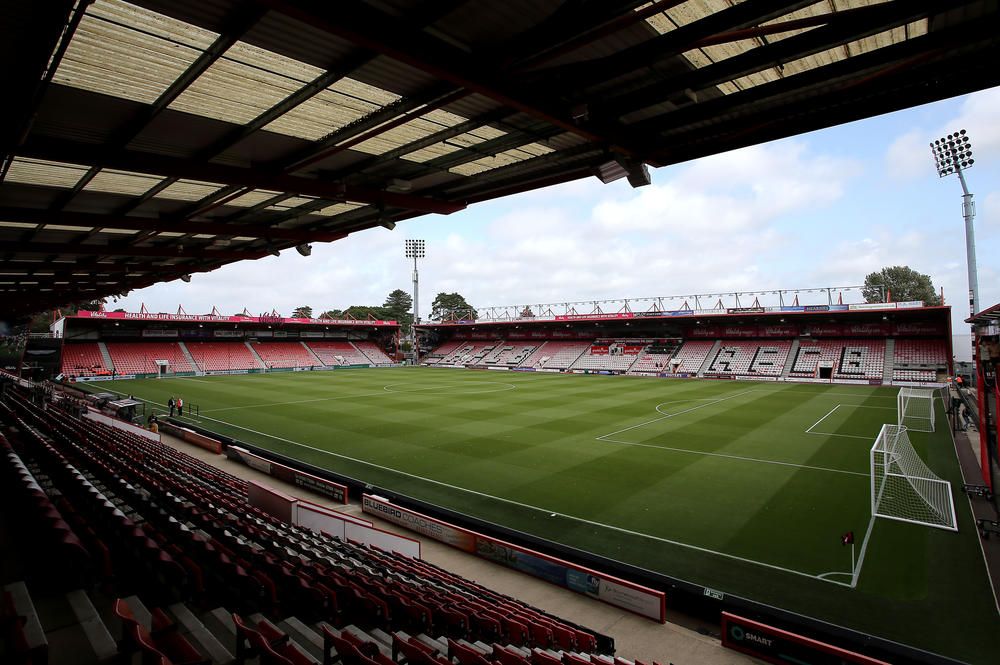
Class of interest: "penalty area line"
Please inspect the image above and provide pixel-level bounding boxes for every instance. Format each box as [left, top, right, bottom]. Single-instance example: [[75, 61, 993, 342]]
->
[[195, 410, 848, 587], [597, 438, 867, 477]]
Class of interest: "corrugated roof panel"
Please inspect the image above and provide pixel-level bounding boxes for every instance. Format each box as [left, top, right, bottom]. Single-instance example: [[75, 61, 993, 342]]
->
[[4, 158, 88, 188], [351, 111, 472, 156], [268, 196, 317, 210], [54, 1, 215, 105], [399, 120, 507, 163], [169, 41, 319, 125], [449, 143, 555, 176], [645, 1, 925, 96], [743, 20, 928, 86], [154, 179, 223, 201], [263, 87, 383, 141], [222, 189, 283, 207], [314, 202, 365, 216], [401, 141, 465, 163], [85, 169, 164, 196]]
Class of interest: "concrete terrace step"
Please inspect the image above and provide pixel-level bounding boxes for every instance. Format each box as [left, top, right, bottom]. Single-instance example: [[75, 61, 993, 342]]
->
[[66, 589, 117, 664], [168, 602, 234, 665], [280, 616, 325, 663], [251, 613, 318, 664], [4, 581, 47, 657]]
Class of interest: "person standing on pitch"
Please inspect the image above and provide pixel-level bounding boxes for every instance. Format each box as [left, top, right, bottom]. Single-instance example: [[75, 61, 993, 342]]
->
[[177, 396, 184, 417], [168, 397, 175, 417]]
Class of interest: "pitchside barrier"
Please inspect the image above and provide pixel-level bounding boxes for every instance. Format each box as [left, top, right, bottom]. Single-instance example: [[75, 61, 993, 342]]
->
[[362, 493, 666, 623], [83, 409, 160, 442], [721, 613, 890, 665], [228, 445, 348, 503], [249, 480, 419, 558]]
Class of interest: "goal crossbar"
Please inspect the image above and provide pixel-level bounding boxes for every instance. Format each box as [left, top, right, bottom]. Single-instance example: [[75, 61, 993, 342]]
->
[[870, 424, 956, 531]]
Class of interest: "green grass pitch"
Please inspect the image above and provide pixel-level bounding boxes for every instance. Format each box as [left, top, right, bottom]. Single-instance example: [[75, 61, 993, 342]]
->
[[101, 367, 998, 662]]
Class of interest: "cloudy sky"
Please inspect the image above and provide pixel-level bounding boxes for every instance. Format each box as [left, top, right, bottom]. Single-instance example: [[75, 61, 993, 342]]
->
[[116, 85, 1000, 337]]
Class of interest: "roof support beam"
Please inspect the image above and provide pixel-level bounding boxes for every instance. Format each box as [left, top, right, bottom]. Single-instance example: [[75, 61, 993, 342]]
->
[[20, 137, 466, 215], [528, 0, 817, 92], [0, 240, 270, 260], [262, 0, 650, 161], [596, 0, 957, 119], [0, 208, 349, 242]]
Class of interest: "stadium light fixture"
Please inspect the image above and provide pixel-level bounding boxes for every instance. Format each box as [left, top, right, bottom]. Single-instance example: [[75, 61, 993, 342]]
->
[[180, 274, 191, 283], [295, 243, 312, 257], [930, 129, 979, 366], [405, 239, 426, 359], [595, 157, 651, 188]]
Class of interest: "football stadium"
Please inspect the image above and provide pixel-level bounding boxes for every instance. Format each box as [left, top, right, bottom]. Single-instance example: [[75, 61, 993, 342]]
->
[[2, 3, 1000, 665]]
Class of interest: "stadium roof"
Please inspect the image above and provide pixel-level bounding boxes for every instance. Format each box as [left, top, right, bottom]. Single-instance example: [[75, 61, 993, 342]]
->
[[2, 0, 999, 318]]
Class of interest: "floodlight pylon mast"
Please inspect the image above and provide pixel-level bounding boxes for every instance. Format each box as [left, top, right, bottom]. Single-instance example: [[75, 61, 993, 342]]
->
[[405, 239, 425, 360], [955, 167, 979, 318], [930, 129, 978, 370]]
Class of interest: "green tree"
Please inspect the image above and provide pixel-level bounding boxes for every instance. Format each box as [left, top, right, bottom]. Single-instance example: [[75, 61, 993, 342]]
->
[[863, 266, 941, 305], [519, 306, 535, 318], [343, 305, 389, 320], [319, 309, 344, 319], [431, 292, 476, 321], [383, 289, 413, 333], [292, 305, 314, 319]]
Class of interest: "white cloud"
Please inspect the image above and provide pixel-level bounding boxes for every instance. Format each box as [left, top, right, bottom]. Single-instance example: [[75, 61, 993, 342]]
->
[[115, 140, 858, 318]]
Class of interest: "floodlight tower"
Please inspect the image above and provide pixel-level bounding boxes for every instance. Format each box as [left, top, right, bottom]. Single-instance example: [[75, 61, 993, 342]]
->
[[930, 129, 979, 317], [930, 129, 978, 370], [405, 239, 425, 356]]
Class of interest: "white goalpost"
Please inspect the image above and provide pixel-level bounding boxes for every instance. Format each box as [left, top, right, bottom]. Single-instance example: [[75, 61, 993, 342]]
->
[[870, 424, 957, 531], [897, 387, 938, 432]]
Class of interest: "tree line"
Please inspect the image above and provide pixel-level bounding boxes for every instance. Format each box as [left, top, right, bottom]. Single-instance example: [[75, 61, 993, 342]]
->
[[292, 290, 478, 333]]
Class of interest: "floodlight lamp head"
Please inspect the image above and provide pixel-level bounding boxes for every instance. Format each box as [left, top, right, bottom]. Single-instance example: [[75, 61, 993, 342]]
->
[[405, 239, 425, 258], [295, 243, 312, 257], [180, 274, 192, 283]]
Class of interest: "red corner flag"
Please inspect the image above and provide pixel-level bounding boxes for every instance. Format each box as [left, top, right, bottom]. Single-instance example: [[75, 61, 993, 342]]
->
[[841, 531, 855, 546]]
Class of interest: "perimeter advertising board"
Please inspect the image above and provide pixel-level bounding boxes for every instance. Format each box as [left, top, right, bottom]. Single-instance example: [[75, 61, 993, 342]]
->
[[362, 495, 665, 622], [721, 613, 889, 664], [229, 446, 348, 503]]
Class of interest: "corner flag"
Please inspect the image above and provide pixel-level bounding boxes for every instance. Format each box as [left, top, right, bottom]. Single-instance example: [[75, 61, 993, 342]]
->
[[841, 531, 855, 546]]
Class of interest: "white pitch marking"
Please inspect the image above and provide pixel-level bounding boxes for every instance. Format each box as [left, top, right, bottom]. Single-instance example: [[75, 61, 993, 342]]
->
[[806, 431, 875, 440], [191, 410, 851, 587], [597, 437, 868, 477], [596, 388, 758, 441], [805, 404, 841, 434]]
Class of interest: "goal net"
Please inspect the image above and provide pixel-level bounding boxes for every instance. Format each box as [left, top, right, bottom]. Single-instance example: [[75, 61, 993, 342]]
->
[[870, 424, 956, 531], [897, 387, 937, 432]]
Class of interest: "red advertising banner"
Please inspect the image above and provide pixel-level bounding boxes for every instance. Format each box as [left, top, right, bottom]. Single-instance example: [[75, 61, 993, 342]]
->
[[720, 326, 757, 338], [804, 324, 846, 337], [690, 326, 721, 338], [554, 313, 634, 321], [590, 347, 609, 355], [757, 325, 798, 338], [892, 321, 946, 335], [845, 322, 889, 336], [721, 613, 889, 665]]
